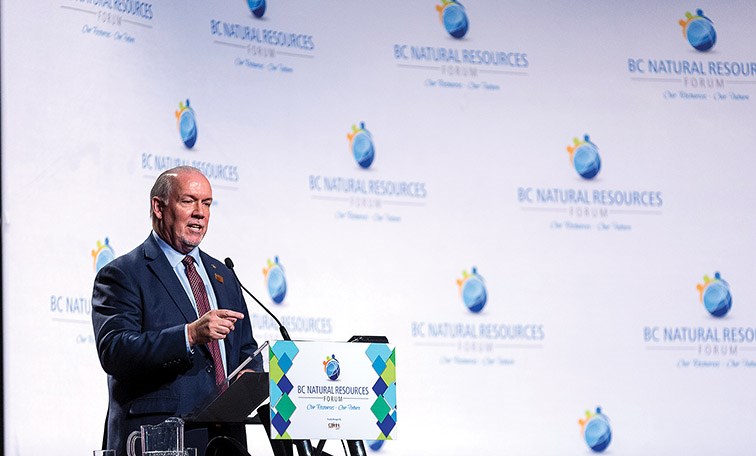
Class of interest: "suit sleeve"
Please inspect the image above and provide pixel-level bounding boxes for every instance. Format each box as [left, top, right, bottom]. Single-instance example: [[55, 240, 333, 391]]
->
[[92, 262, 190, 379]]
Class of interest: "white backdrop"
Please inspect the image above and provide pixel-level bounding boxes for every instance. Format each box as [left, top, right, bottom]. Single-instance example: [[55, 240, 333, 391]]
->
[[3, 1, 756, 454]]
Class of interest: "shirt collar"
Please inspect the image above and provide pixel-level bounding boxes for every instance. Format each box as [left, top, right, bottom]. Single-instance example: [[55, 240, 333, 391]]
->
[[152, 231, 201, 268]]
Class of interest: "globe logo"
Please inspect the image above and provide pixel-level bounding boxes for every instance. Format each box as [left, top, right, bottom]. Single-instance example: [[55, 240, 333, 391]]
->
[[323, 354, 340, 381], [456, 267, 487, 313], [579, 407, 612, 453], [347, 122, 375, 169], [366, 440, 384, 452], [91, 238, 115, 273], [679, 9, 716, 52], [247, 0, 266, 18], [697, 272, 732, 318], [263, 256, 287, 304], [567, 135, 601, 180], [436, 0, 469, 39], [175, 99, 198, 149]]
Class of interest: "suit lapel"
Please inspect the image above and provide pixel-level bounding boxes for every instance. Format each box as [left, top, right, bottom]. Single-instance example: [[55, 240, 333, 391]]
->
[[143, 235, 198, 325]]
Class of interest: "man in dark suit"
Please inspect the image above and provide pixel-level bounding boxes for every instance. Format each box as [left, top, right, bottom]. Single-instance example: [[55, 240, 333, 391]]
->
[[92, 166, 263, 456]]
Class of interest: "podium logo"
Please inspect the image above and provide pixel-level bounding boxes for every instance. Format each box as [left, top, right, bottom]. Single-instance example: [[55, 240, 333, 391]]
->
[[247, 0, 266, 18], [323, 354, 340, 380], [436, 0, 469, 39], [456, 266, 487, 313], [347, 122, 375, 169], [91, 238, 115, 273], [567, 134, 601, 180], [679, 9, 716, 52], [175, 99, 198, 149], [697, 271, 732, 318], [579, 407, 612, 453], [263, 256, 287, 304]]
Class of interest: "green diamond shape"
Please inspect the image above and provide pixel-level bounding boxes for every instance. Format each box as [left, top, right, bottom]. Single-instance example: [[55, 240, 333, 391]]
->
[[275, 393, 297, 422], [371, 396, 390, 421], [380, 358, 396, 385], [389, 348, 396, 366], [269, 355, 284, 383]]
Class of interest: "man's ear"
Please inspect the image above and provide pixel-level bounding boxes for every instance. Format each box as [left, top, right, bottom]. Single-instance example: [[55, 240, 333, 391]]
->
[[151, 197, 164, 220]]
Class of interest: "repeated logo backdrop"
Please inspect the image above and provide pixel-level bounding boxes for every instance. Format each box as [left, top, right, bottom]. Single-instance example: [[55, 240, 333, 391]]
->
[[3, 1, 756, 455]]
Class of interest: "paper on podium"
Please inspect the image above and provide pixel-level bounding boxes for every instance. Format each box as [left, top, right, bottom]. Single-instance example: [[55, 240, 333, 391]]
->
[[184, 342, 270, 424]]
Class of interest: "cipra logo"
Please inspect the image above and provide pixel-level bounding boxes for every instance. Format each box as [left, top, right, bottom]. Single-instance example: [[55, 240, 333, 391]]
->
[[456, 266, 487, 313], [175, 99, 198, 149], [247, 0, 266, 18], [578, 407, 612, 453], [263, 256, 287, 304], [347, 122, 375, 169], [323, 354, 340, 380], [567, 135, 601, 180], [436, 0, 469, 39], [679, 9, 716, 52], [91, 238, 115, 273], [696, 271, 732, 318]]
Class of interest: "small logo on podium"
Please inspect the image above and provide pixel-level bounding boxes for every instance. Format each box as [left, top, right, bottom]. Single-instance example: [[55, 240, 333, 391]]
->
[[323, 354, 340, 380]]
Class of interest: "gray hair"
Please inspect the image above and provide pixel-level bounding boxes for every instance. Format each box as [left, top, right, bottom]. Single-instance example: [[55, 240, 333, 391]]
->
[[149, 166, 201, 224]]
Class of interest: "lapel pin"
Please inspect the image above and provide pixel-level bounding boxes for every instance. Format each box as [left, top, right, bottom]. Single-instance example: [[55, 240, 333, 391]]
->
[[214, 273, 224, 284]]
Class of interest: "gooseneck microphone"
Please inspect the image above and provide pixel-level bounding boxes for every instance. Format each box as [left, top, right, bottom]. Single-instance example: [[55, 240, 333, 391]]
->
[[224, 257, 291, 341]]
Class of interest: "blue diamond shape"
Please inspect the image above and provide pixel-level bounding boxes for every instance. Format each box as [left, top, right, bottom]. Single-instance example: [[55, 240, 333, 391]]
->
[[271, 412, 291, 436], [372, 377, 388, 396], [365, 344, 392, 364], [376, 414, 396, 437], [277, 375, 293, 394], [271, 341, 300, 363], [278, 353, 293, 373], [384, 382, 397, 409], [372, 356, 387, 375]]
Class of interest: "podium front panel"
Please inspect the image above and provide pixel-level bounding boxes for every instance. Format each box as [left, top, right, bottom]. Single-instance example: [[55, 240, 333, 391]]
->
[[268, 341, 397, 441]]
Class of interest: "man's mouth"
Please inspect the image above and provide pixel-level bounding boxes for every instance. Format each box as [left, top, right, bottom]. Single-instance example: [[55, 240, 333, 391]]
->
[[187, 223, 204, 232]]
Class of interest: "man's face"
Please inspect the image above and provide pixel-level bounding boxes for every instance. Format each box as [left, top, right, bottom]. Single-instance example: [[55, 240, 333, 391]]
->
[[153, 170, 213, 254]]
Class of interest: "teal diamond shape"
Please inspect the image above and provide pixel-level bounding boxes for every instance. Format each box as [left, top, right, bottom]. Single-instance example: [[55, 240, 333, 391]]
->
[[275, 393, 297, 422], [371, 396, 390, 421]]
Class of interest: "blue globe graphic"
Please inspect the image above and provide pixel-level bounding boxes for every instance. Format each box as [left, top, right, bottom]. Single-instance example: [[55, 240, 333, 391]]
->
[[703, 281, 732, 317], [325, 358, 340, 380], [247, 0, 266, 18], [687, 18, 716, 51], [267, 266, 287, 304], [462, 276, 487, 313], [366, 440, 384, 451], [584, 416, 612, 452], [443, 2, 469, 39], [179, 110, 197, 149], [573, 144, 601, 179], [352, 131, 375, 169], [95, 249, 115, 273]]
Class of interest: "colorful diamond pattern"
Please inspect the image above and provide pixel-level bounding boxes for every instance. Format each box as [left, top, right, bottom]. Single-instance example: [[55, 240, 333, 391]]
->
[[365, 344, 397, 440], [270, 341, 300, 439]]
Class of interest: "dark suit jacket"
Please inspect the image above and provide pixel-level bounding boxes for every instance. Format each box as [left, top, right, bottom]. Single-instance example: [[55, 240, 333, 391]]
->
[[92, 235, 263, 455]]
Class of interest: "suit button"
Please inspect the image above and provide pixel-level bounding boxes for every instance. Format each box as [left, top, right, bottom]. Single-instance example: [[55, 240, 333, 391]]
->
[[206, 366, 212, 373]]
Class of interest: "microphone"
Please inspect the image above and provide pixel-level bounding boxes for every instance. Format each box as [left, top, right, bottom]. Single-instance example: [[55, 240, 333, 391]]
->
[[224, 257, 291, 341]]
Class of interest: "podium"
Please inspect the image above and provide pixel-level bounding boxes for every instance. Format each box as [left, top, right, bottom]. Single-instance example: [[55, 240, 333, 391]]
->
[[184, 337, 395, 456]]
